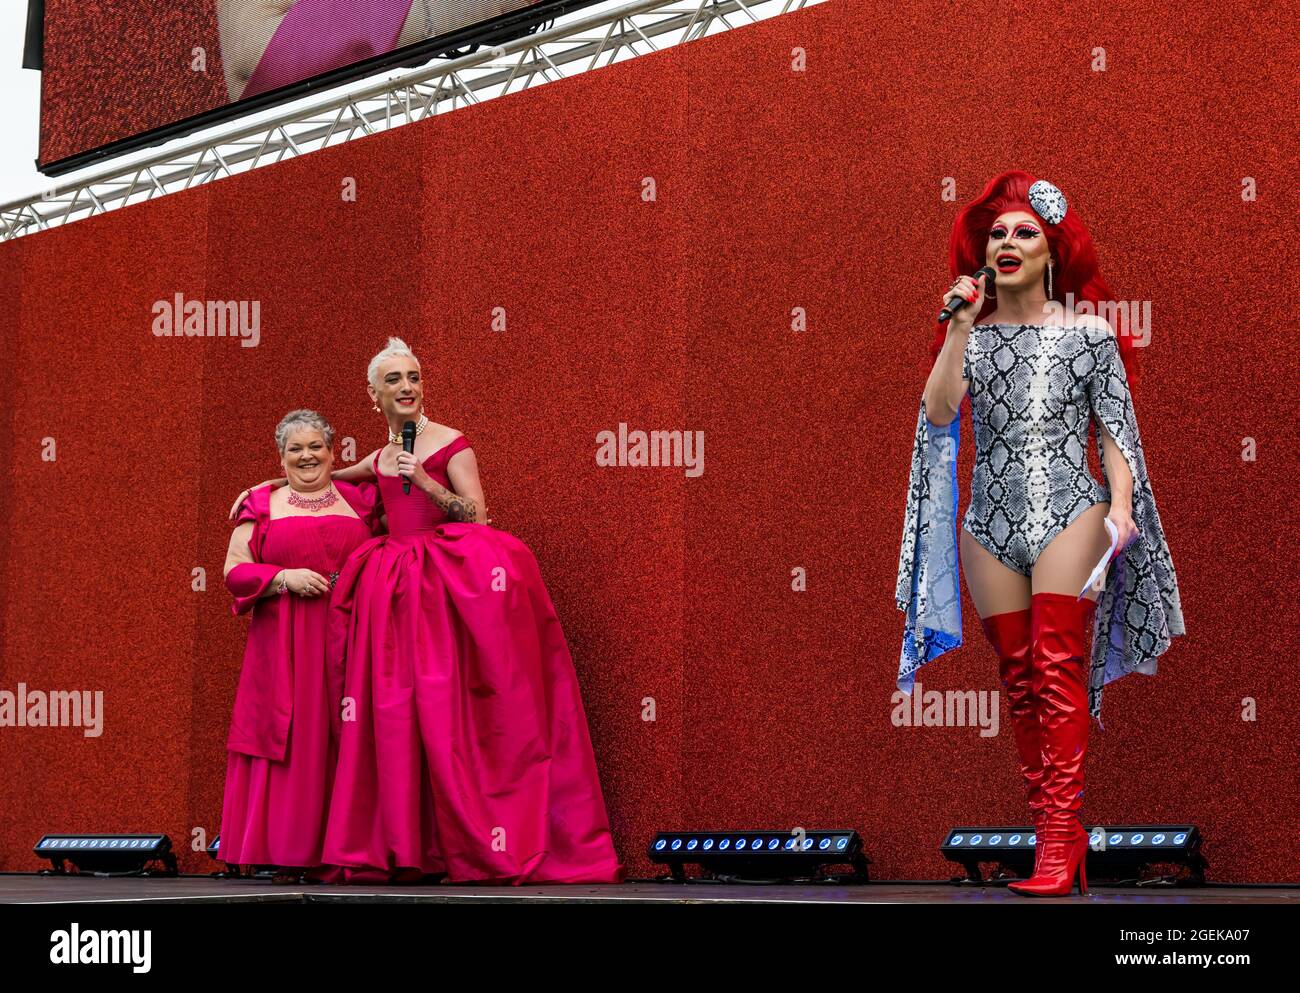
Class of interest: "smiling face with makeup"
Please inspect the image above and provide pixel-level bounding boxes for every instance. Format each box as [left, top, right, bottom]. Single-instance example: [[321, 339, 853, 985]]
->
[[368, 353, 423, 431], [986, 210, 1052, 295]]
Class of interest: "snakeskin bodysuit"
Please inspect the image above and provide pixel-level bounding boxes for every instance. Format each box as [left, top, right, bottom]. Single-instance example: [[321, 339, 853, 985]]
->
[[895, 316, 1185, 722], [960, 322, 1110, 576]]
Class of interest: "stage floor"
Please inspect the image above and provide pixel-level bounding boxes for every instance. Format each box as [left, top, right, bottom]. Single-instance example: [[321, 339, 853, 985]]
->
[[1, 874, 1294, 905]]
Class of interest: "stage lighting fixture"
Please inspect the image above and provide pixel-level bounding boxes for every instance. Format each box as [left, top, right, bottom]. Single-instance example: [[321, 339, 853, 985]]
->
[[34, 834, 177, 876], [648, 829, 869, 882], [941, 824, 1206, 884]]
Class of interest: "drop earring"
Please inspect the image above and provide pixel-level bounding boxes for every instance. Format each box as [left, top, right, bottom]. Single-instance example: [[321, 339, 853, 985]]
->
[[1046, 261, 1055, 299]]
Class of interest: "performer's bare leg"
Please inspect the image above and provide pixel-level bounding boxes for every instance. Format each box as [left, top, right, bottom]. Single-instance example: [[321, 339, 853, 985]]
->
[[1009, 499, 1111, 894], [961, 531, 1031, 618], [961, 529, 1042, 869], [1031, 501, 1112, 603]]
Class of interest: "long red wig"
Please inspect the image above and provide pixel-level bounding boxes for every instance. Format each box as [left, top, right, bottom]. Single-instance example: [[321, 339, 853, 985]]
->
[[929, 170, 1140, 395]]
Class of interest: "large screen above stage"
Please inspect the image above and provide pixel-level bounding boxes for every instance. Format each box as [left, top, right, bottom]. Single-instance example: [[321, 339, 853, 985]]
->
[[36, 0, 594, 175]]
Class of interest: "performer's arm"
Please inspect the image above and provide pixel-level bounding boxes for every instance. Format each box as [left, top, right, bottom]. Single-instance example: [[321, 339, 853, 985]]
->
[[228, 479, 283, 521], [330, 450, 380, 483], [397, 446, 488, 524], [1097, 427, 1134, 513], [224, 522, 329, 598], [225, 522, 284, 600], [440, 448, 487, 524], [922, 330, 969, 427], [1086, 318, 1140, 550], [922, 272, 985, 426], [1098, 423, 1139, 550]]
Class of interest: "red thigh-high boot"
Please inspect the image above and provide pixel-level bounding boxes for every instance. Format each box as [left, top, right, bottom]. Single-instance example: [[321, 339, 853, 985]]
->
[[979, 608, 1047, 876], [1008, 592, 1098, 897]]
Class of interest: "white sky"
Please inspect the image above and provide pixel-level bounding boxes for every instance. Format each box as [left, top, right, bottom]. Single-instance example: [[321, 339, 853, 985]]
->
[[0, 1, 634, 205], [0, 4, 41, 204]]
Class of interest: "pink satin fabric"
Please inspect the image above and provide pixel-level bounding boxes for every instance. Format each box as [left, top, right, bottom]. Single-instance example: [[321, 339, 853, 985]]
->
[[241, 0, 417, 100], [219, 482, 381, 868], [320, 436, 625, 883]]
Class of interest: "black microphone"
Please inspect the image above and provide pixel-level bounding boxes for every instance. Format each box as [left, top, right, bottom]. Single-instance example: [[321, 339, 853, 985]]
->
[[401, 420, 416, 494], [937, 266, 996, 323]]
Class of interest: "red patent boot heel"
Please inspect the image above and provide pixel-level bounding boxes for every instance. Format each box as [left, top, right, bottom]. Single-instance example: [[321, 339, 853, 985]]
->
[[1009, 814, 1088, 896]]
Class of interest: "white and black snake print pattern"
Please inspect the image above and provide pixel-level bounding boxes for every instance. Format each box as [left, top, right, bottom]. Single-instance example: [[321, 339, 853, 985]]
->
[[896, 321, 1185, 722], [961, 323, 1110, 575], [894, 399, 962, 693]]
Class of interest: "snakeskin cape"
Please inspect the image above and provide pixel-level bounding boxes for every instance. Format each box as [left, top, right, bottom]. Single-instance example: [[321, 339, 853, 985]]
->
[[894, 328, 1185, 725]]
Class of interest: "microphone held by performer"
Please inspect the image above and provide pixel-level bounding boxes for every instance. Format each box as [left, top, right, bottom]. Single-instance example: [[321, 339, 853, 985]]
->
[[938, 266, 997, 323], [401, 420, 416, 494]]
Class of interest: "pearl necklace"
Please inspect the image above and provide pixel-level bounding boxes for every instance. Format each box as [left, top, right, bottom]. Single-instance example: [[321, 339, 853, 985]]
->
[[388, 412, 429, 446], [286, 486, 339, 511]]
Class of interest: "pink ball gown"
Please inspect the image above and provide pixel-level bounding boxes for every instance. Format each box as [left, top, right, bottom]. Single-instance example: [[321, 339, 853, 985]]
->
[[320, 435, 625, 884], [219, 481, 382, 869]]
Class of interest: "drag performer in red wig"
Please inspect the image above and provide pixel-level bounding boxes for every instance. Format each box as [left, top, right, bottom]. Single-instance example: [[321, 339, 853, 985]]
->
[[894, 170, 1184, 896]]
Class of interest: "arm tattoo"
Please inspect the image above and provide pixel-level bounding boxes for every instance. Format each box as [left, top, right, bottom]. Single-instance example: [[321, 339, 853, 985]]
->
[[431, 484, 479, 523]]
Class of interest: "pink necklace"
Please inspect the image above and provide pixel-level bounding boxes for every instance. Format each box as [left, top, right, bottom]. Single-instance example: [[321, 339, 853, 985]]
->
[[287, 486, 338, 511]]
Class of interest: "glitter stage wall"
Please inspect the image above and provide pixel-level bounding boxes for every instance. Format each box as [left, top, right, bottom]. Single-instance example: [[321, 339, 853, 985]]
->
[[1, 1, 1296, 882]]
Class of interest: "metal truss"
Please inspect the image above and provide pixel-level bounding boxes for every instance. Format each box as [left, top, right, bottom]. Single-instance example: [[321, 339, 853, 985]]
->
[[1, 0, 826, 242]]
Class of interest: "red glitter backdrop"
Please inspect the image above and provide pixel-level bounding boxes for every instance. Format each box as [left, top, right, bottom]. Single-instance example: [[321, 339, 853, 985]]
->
[[2, 2, 1296, 882]]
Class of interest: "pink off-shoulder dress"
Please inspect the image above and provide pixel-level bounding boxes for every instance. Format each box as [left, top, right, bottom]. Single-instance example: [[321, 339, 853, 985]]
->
[[320, 435, 624, 884], [219, 481, 382, 869]]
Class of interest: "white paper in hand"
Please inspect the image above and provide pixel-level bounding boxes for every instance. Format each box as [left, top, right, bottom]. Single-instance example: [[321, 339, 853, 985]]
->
[[1078, 517, 1120, 599]]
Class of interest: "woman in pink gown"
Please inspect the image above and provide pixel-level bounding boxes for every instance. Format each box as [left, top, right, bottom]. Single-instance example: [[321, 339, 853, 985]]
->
[[233, 339, 624, 884], [220, 410, 382, 877], [321, 338, 623, 884]]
